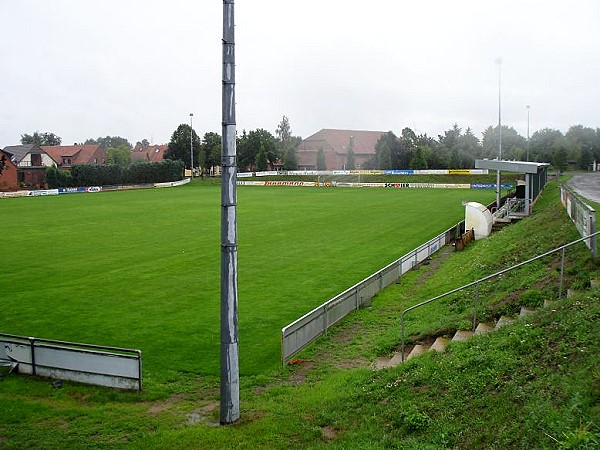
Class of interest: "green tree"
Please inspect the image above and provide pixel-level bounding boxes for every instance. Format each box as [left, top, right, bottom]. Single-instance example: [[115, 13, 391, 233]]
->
[[481, 125, 526, 160], [85, 136, 131, 150], [45, 165, 74, 188], [237, 129, 278, 171], [21, 131, 62, 146], [410, 146, 429, 169], [436, 124, 479, 168], [255, 144, 269, 170], [316, 148, 326, 170], [552, 140, 568, 175], [396, 128, 417, 169], [373, 131, 398, 169], [202, 132, 221, 175], [566, 125, 598, 170], [106, 144, 132, 167], [276, 116, 299, 170], [377, 142, 393, 169], [529, 128, 563, 163], [164, 124, 201, 169]]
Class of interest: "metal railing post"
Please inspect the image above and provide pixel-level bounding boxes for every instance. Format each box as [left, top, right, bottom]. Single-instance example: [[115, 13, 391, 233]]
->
[[559, 247, 565, 299], [400, 314, 406, 363], [29, 337, 36, 376], [473, 282, 480, 332]]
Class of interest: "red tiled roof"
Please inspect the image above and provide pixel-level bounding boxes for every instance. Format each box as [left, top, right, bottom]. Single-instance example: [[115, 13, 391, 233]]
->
[[131, 144, 167, 163], [297, 129, 385, 169], [42, 145, 105, 165]]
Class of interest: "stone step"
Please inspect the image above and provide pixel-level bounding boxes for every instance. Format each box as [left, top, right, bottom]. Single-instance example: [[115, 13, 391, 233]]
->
[[519, 306, 536, 318], [591, 279, 600, 288], [388, 351, 405, 366], [544, 299, 557, 308], [496, 315, 516, 328], [406, 344, 429, 360], [452, 330, 474, 342], [374, 356, 391, 370], [430, 337, 450, 352], [475, 322, 494, 335]]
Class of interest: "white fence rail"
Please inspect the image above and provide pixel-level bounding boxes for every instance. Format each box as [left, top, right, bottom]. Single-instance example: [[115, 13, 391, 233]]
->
[[0, 333, 142, 390], [281, 224, 460, 364]]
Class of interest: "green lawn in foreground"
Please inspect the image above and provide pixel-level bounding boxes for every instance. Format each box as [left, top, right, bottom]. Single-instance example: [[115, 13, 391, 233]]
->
[[1, 184, 494, 384]]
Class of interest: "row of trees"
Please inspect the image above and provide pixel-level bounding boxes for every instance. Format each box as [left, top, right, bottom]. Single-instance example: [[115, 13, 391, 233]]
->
[[19, 120, 600, 176], [364, 124, 600, 171], [163, 116, 301, 173]]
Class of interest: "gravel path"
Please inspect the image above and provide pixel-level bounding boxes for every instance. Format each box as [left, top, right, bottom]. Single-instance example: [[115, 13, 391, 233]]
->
[[567, 172, 600, 204]]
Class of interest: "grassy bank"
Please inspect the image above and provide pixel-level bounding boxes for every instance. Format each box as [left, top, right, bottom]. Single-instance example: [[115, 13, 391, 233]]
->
[[1, 180, 597, 448]]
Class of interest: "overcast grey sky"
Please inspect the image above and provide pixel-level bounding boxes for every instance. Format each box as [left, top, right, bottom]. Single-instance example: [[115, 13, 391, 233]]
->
[[1, 0, 599, 148]]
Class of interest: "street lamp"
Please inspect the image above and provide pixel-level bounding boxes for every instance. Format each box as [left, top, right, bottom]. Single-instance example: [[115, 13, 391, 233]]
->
[[526, 105, 531, 162], [495, 57, 502, 209], [189, 113, 194, 177]]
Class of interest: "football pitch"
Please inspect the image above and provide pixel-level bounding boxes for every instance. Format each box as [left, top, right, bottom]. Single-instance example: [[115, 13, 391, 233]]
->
[[1, 183, 494, 385]]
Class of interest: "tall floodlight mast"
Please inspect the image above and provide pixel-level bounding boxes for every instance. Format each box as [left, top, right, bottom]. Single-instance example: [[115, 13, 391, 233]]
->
[[220, 0, 240, 425], [495, 57, 503, 209]]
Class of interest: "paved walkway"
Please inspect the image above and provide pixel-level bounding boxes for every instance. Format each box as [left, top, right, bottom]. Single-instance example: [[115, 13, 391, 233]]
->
[[567, 172, 600, 204]]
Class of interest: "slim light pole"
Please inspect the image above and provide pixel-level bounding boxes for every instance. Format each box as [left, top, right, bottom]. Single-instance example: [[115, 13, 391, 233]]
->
[[189, 113, 194, 177], [220, 0, 240, 425], [495, 57, 503, 209], [526, 105, 531, 162]]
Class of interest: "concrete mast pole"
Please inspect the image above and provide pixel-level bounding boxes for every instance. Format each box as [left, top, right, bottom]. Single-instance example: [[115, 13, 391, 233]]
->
[[220, 0, 240, 425], [495, 57, 503, 210]]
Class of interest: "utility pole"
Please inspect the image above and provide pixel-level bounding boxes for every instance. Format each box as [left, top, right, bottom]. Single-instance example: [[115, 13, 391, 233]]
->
[[220, 0, 240, 425]]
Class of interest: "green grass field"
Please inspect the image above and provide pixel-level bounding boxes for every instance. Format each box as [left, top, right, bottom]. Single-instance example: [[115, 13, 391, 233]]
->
[[1, 183, 494, 385], [1, 180, 598, 449]]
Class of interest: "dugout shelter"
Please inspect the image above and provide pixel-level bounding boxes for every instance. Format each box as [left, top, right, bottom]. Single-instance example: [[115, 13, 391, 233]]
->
[[475, 159, 550, 215]]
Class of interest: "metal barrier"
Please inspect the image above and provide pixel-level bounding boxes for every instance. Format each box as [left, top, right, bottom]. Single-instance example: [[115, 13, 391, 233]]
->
[[494, 197, 527, 220], [0, 333, 142, 390], [400, 230, 600, 362], [281, 223, 462, 364], [560, 183, 597, 257]]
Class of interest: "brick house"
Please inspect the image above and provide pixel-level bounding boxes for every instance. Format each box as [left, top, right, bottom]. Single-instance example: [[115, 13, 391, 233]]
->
[[42, 144, 106, 169], [0, 148, 19, 190], [296, 129, 385, 170], [2, 144, 55, 188]]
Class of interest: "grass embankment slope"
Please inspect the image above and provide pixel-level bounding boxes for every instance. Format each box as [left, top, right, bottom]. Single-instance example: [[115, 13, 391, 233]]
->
[[1, 181, 598, 448]]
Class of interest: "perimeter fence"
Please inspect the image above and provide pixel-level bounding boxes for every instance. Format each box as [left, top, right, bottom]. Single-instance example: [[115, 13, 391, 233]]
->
[[560, 183, 597, 257], [281, 221, 465, 364]]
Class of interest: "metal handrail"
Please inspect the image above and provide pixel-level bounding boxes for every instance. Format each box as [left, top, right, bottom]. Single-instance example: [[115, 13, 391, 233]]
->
[[400, 229, 600, 362]]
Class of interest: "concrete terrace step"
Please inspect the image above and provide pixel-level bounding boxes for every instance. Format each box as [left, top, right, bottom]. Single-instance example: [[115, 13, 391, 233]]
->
[[544, 299, 558, 308], [406, 344, 428, 360], [496, 315, 517, 328], [374, 300, 569, 370], [475, 322, 494, 335], [520, 306, 536, 317], [430, 337, 450, 352], [452, 330, 474, 342]]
